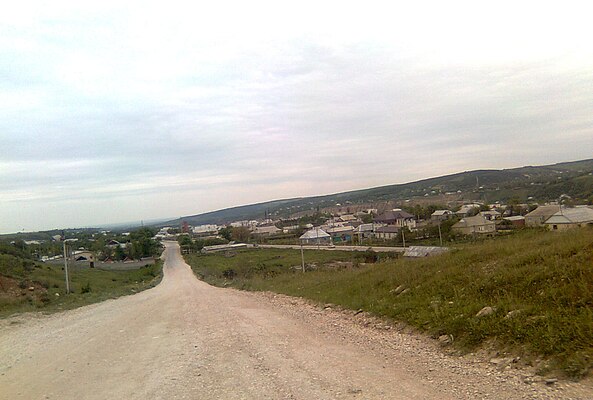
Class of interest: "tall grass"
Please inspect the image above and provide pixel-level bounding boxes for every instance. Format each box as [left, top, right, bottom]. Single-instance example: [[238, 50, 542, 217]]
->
[[185, 228, 593, 378]]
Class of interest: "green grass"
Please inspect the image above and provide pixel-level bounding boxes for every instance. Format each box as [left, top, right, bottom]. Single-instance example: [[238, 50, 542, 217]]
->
[[0, 254, 163, 318], [186, 248, 391, 287], [185, 228, 593, 378]]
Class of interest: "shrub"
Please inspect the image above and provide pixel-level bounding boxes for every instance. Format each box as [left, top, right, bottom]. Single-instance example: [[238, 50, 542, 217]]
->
[[222, 269, 236, 279], [357, 249, 378, 263], [39, 292, 51, 304], [81, 282, 92, 294]]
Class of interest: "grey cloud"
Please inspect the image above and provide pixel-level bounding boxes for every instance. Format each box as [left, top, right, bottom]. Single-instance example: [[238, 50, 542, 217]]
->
[[1, 5, 593, 233]]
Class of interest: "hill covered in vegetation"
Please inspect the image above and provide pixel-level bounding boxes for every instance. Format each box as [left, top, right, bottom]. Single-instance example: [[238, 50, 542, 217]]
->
[[164, 158, 593, 227]]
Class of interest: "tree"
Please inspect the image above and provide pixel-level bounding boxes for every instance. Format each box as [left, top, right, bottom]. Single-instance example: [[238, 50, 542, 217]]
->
[[178, 235, 193, 247], [360, 213, 373, 223], [218, 226, 233, 241], [479, 204, 490, 212], [114, 245, 126, 261], [130, 227, 157, 241], [101, 245, 114, 260], [127, 242, 142, 260], [231, 226, 250, 242]]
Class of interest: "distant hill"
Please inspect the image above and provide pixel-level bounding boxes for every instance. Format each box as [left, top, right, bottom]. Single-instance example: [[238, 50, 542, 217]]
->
[[161, 158, 593, 227]]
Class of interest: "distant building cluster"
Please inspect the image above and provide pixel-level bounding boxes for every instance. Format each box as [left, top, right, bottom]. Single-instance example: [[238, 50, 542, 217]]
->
[[160, 198, 593, 249]]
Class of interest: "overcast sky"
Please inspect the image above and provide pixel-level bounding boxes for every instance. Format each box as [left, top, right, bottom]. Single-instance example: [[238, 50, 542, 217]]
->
[[1, 1, 592, 233]]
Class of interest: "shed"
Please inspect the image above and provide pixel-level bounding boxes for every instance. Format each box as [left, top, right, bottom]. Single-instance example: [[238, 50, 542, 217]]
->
[[299, 228, 331, 245]]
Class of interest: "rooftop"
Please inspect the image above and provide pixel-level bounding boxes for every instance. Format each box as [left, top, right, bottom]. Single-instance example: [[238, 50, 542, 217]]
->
[[300, 228, 330, 240], [546, 206, 593, 224], [454, 215, 494, 227]]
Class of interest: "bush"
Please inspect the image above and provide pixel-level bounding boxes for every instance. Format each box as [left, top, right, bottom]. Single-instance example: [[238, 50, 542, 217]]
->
[[222, 269, 236, 279], [81, 282, 92, 294], [39, 292, 51, 304], [357, 249, 378, 263]]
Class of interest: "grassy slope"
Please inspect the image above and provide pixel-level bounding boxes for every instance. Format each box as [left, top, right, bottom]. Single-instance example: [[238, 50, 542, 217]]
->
[[185, 228, 593, 378], [0, 253, 163, 317]]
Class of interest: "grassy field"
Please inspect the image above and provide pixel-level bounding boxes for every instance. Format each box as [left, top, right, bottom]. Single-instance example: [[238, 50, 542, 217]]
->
[[186, 248, 396, 286], [0, 253, 163, 318], [185, 227, 593, 378]]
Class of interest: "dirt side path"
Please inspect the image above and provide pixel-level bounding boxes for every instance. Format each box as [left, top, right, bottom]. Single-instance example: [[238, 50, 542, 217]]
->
[[0, 243, 590, 399]]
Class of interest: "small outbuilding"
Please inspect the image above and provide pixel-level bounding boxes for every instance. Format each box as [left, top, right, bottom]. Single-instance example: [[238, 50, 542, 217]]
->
[[299, 228, 331, 245]]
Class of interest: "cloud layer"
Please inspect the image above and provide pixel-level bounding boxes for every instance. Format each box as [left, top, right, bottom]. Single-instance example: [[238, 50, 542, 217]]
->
[[1, 1, 592, 233]]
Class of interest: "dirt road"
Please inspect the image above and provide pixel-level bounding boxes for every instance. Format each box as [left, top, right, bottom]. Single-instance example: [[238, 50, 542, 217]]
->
[[0, 243, 589, 399]]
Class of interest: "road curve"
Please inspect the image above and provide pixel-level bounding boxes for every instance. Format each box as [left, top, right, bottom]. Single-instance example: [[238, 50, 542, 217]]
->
[[0, 243, 587, 399]]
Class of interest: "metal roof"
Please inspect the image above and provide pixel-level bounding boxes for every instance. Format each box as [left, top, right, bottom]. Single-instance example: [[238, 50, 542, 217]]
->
[[326, 226, 354, 234], [403, 246, 449, 258], [453, 215, 494, 228], [525, 205, 562, 218], [375, 225, 400, 233], [545, 206, 593, 224], [299, 228, 330, 239], [432, 210, 452, 216], [504, 216, 525, 221]]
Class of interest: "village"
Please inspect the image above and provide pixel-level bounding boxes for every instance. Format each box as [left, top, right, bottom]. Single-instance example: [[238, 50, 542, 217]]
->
[[157, 200, 593, 255], [8, 197, 593, 267]]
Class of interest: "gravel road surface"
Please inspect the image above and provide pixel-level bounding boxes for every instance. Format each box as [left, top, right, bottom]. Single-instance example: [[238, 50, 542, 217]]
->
[[0, 242, 590, 399]]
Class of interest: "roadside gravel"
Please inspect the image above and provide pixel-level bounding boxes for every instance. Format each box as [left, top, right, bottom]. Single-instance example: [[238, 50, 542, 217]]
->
[[253, 291, 593, 399]]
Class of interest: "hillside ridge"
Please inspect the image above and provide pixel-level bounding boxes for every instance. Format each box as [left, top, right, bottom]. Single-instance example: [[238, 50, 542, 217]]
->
[[162, 158, 593, 227]]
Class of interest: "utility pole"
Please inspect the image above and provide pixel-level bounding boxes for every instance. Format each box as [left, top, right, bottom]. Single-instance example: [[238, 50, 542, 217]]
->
[[300, 243, 305, 273], [63, 240, 70, 294], [438, 221, 443, 247], [401, 228, 406, 248], [316, 227, 320, 250]]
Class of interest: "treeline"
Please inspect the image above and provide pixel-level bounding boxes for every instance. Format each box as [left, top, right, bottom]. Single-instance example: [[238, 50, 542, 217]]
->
[[99, 228, 161, 260], [0, 227, 162, 263], [177, 235, 228, 253]]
